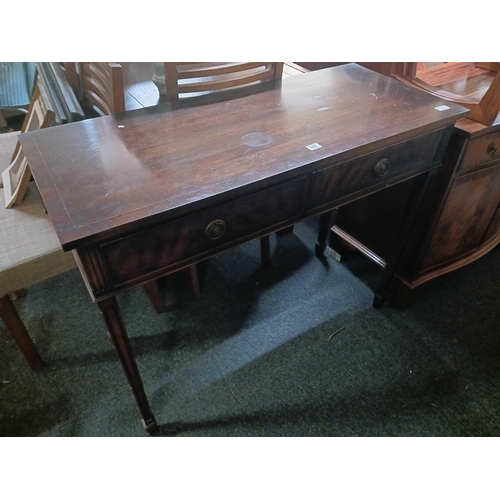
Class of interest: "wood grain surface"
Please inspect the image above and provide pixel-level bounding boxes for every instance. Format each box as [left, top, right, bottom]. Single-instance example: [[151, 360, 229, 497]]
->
[[19, 64, 468, 250]]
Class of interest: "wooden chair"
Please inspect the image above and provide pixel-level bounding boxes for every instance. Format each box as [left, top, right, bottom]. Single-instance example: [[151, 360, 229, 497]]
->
[[0, 131, 20, 185], [163, 63, 284, 268], [62, 62, 80, 97], [1, 84, 55, 207], [0, 182, 78, 370], [392, 62, 500, 126], [163, 62, 284, 109], [78, 62, 126, 116]]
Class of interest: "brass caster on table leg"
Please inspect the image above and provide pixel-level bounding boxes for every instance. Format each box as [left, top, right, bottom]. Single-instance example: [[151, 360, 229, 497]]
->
[[143, 416, 158, 435]]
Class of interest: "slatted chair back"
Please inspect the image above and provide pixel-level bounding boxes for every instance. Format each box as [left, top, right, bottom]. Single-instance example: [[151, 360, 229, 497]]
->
[[62, 62, 80, 96], [2, 84, 55, 207], [163, 62, 284, 108], [79, 62, 125, 116]]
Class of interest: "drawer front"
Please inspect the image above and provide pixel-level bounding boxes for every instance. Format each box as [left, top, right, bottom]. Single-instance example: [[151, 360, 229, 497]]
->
[[307, 128, 445, 211], [458, 130, 500, 174], [101, 177, 306, 285]]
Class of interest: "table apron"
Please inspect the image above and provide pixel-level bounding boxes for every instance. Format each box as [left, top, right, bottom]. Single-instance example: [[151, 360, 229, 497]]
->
[[75, 127, 450, 301]]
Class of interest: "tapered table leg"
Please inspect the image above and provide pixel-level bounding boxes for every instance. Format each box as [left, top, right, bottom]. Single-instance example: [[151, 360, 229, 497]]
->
[[373, 171, 434, 308], [315, 210, 335, 258], [97, 296, 158, 434]]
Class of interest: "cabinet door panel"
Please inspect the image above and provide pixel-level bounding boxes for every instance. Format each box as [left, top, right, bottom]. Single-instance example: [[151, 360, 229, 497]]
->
[[482, 202, 500, 244], [421, 164, 500, 271]]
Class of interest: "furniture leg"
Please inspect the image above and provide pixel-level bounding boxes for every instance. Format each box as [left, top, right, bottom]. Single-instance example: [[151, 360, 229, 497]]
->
[[0, 294, 44, 371], [97, 296, 158, 434], [189, 264, 201, 297], [391, 279, 419, 309], [315, 210, 336, 258], [372, 172, 434, 308], [328, 229, 355, 262], [143, 281, 165, 314], [260, 235, 271, 269]]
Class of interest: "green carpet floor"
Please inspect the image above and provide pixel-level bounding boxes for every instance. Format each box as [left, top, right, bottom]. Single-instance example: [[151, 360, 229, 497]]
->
[[1, 218, 499, 437]]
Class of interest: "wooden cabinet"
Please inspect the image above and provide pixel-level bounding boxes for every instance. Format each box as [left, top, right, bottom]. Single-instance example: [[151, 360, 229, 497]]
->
[[329, 117, 500, 307], [419, 159, 500, 272]]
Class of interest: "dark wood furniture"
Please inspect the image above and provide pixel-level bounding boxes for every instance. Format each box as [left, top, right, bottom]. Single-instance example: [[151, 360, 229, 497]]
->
[[328, 64, 500, 307], [329, 113, 500, 307], [19, 64, 467, 433]]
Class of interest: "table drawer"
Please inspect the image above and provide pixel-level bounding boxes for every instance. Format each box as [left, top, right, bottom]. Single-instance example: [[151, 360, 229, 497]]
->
[[307, 128, 445, 210], [458, 130, 500, 174], [101, 177, 306, 285]]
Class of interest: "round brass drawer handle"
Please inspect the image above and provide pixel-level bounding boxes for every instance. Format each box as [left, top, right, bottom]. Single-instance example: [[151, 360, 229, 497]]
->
[[487, 143, 498, 157], [205, 219, 226, 240], [374, 158, 391, 177]]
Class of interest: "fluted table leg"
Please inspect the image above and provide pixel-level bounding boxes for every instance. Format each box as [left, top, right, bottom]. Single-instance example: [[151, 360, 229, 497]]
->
[[97, 296, 157, 434]]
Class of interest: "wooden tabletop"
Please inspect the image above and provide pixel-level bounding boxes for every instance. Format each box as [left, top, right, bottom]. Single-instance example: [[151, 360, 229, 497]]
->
[[19, 64, 468, 250]]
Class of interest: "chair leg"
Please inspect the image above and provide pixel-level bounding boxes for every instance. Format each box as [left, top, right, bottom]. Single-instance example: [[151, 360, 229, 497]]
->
[[0, 294, 44, 371], [260, 235, 271, 269], [189, 264, 201, 297], [144, 264, 202, 314], [142, 281, 165, 314]]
